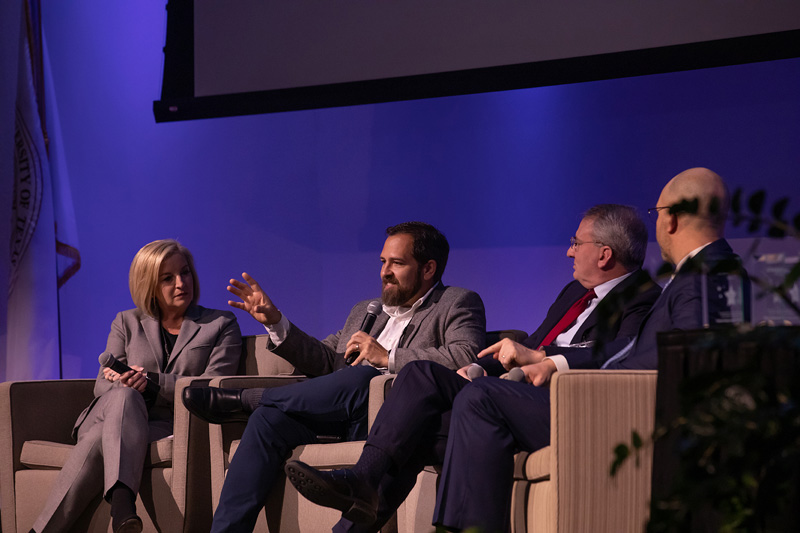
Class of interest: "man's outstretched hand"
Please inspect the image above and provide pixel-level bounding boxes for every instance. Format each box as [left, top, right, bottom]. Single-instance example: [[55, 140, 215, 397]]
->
[[476, 338, 545, 371], [227, 272, 282, 325]]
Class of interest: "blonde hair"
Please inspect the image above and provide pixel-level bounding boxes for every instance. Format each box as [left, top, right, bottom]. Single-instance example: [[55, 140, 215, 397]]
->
[[129, 239, 199, 317]]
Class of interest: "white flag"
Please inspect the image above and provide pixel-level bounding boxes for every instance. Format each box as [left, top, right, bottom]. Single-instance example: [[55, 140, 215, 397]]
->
[[7, 2, 80, 380], [44, 32, 81, 292]]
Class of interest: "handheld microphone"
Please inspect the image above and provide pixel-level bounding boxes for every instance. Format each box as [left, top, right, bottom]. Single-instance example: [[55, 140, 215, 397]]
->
[[345, 301, 382, 365], [466, 363, 485, 380], [98, 351, 161, 395], [506, 367, 525, 382]]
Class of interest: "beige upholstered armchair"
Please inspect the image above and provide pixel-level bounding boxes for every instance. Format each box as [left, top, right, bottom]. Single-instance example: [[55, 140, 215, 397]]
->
[[396, 369, 658, 533], [511, 370, 657, 533], [206, 331, 531, 533], [0, 334, 297, 533], [0, 375, 217, 533], [206, 367, 395, 532]]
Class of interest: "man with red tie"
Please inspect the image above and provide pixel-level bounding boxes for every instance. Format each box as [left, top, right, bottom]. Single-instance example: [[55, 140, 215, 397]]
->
[[470, 202, 662, 382], [284, 203, 661, 532]]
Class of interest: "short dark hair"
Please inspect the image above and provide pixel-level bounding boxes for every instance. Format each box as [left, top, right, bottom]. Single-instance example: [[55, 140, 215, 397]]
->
[[385, 221, 449, 282], [583, 204, 648, 271]]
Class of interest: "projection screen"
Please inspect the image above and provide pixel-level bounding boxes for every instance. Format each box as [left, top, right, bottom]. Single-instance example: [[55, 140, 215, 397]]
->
[[154, 0, 800, 122]]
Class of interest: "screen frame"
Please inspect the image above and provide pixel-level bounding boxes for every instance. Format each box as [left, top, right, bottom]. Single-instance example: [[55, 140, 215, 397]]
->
[[153, 1, 800, 123]]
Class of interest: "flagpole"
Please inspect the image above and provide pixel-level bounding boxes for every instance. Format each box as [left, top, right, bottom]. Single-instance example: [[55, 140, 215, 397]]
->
[[56, 253, 63, 379]]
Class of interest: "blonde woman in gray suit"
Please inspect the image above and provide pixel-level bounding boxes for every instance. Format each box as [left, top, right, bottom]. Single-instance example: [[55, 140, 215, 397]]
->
[[32, 239, 242, 533]]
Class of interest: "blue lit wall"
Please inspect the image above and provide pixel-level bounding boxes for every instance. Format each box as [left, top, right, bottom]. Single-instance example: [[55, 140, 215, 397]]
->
[[38, 3, 800, 378]]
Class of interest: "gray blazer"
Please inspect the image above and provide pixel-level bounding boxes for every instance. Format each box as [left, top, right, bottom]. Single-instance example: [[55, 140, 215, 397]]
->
[[73, 304, 242, 436], [273, 284, 486, 377]]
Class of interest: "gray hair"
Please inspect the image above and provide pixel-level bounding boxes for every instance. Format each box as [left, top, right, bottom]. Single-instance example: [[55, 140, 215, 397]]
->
[[583, 204, 648, 271]]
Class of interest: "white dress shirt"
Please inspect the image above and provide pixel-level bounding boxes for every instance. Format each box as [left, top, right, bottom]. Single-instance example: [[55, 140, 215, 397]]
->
[[263, 283, 440, 374], [547, 272, 633, 373]]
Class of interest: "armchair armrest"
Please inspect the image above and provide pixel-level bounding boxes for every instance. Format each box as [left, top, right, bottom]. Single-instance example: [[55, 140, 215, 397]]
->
[[171, 376, 218, 532], [0, 379, 95, 533], [547, 369, 657, 532], [209, 375, 307, 389], [205, 374, 308, 461], [204, 374, 307, 512], [368, 374, 395, 432]]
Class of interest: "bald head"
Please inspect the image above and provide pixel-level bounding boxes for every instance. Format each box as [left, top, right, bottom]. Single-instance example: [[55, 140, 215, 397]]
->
[[655, 167, 730, 264], [659, 167, 729, 231]]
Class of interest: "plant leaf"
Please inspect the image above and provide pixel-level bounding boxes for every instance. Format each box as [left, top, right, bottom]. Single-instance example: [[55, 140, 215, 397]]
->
[[783, 261, 800, 289], [610, 444, 630, 477], [670, 198, 699, 216], [656, 262, 675, 277], [767, 197, 790, 238], [731, 188, 742, 214], [748, 190, 765, 216], [632, 430, 643, 449], [767, 224, 786, 238], [771, 197, 789, 220], [732, 189, 743, 227]]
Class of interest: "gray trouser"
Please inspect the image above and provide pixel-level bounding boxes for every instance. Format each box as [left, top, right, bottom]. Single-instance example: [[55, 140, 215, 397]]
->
[[33, 386, 171, 533]]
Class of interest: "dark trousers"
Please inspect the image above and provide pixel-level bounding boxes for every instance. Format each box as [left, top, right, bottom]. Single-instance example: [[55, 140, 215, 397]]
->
[[211, 365, 381, 533], [333, 360, 469, 532], [334, 360, 552, 533], [433, 373, 551, 532]]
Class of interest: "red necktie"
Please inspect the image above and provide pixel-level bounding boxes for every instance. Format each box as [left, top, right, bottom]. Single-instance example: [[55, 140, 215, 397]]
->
[[538, 288, 596, 348]]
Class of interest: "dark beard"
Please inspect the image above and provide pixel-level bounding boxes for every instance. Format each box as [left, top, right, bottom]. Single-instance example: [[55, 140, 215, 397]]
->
[[382, 274, 423, 307]]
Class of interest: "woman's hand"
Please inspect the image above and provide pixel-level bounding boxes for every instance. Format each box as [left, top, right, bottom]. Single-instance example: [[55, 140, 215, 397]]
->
[[118, 365, 148, 393], [103, 367, 120, 382]]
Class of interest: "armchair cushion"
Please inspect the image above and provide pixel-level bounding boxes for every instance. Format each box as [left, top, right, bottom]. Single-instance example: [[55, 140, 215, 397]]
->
[[239, 334, 299, 376], [517, 448, 551, 482], [20, 436, 174, 470]]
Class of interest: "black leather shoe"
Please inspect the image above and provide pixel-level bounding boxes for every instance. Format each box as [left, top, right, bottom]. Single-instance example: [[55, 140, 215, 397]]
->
[[114, 515, 143, 533], [284, 460, 378, 525], [182, 387, 248, 424]]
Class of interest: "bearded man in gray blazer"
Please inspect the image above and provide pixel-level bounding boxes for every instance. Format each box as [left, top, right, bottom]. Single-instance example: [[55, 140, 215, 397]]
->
[[182, 221, 486, 533]]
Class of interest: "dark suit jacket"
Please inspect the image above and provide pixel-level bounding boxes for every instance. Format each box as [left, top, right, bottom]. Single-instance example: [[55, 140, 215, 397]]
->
[[478, 269, 661, 376], [530, 269, 661, 350], [272, 284, 486, 377], [75, 304, 242, 435], [605, 239, 750, 370]]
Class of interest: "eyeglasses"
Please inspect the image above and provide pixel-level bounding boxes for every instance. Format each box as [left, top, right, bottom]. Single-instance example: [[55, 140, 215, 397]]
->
[[647, 206, 670, 220], [569, 236, 604, 249]]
